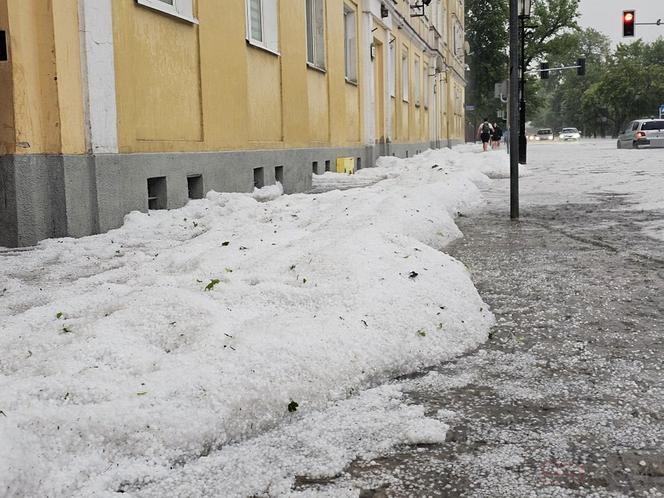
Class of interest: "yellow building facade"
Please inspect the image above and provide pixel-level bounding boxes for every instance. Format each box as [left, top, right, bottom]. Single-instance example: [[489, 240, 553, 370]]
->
[[0, 0, 466, 247]]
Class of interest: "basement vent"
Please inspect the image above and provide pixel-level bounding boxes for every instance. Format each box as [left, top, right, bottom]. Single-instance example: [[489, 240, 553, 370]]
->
[[275, 165, 284, 185], [356, 157, 362, 170], [0, 31, 7, 61], [253, 167, 264, 189], [325, 160, 331, 172], [187, 174, 203, 199], [147, 176, 167, 210], [312, 161, 319, 174]]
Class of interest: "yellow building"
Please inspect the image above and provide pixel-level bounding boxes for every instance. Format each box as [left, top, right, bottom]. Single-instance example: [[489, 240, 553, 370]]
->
[[0, 0, 466, 247]]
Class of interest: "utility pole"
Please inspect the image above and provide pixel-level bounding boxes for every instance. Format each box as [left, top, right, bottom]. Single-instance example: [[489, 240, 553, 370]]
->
[[509, 0, 519, 219]]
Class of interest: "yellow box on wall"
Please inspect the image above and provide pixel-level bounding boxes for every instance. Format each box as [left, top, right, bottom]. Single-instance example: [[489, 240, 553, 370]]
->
[[336, 157, 355, 175]]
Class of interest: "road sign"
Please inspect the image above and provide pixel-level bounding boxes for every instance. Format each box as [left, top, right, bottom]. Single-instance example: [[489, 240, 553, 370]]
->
[[660, 104, 664, 118], [494, 80, 508, 99]]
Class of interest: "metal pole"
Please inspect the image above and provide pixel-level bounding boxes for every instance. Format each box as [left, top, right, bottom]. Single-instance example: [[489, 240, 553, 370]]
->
[[509, 0, 519, 218], [519, 18, 527, 164]]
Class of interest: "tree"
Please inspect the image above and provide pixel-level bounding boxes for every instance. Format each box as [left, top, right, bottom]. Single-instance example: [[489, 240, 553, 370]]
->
[[592, 40, 664, 136], [465, 0, 509, 126]]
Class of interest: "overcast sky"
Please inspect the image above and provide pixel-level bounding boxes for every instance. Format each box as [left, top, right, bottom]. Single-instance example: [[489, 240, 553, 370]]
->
[[578, 0, 663, 46]]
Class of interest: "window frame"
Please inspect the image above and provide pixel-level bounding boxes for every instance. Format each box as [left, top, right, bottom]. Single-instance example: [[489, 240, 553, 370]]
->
[[344, 3, 358, 84], [401, 46, 409, 102], [245, 0, 280, 55], [135, 0, 198, 24], [423, 62, 429, 108], [414, 55, 421, 106], [306, 0, 326, 71]]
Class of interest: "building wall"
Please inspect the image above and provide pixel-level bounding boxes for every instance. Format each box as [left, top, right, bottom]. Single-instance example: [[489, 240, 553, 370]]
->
[[0, 0, 467, 247]]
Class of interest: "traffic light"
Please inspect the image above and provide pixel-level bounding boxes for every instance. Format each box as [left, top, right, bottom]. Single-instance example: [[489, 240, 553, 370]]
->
[[577, 58, 586, 76], [540, 62, 549, 79], [623, 10, 635, 37]]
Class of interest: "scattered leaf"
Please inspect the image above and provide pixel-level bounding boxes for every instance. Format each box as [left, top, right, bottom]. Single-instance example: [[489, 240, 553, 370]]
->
[[287, 401, 299, 413], [225, 268, 233, 273], [205, 279, 221, 291], [408, 271, 419, 279], [417, 329, 426, 337], [222, 241, 230, 247], [61, 326, 72, 334], [56, 312, 64, 319], [302, 278, 307, 284], [137, 392, 148, 396], [289, 264, 296, 271], [361, 320, 368, 328]]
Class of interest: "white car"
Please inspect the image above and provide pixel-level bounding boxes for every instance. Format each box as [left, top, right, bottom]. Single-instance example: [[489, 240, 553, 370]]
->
[[535, 129, 554, 141], [617, 119, 664, 149], [559, 127, 581, 141]]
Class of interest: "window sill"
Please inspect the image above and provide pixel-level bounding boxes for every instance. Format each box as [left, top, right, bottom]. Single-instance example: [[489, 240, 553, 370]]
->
[[136, 0, 198, 24], [307, 62, 327, 74], [246, 39, 281, 57], [345, 77, 359, 86]]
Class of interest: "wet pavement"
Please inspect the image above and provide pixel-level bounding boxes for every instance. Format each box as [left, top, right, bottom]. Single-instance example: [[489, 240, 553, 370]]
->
[[296, 192, 664, 497]]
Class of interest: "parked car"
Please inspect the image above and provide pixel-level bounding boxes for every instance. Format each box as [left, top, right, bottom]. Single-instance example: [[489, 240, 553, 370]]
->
[[535, 128, 554, 141], [617, 119, 664, 149], [559, 127, 581, 141]]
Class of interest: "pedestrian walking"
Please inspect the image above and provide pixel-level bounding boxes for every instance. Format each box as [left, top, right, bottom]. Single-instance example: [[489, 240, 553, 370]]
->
[[477, 118, 494, 152], [491, 122, 503, 149]]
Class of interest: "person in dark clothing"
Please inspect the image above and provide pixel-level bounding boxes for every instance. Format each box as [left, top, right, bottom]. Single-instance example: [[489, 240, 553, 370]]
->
[[491, 122, 503, 149], [477, 118, 494, 152]]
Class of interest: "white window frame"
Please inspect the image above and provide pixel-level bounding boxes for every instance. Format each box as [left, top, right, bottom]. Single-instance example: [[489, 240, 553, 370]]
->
[[306, 0, 326, 70], [414, 56, 421, 106], [344, 4, 358, 84], [136, 0, 198, 24], [246, 0, 280, 55], [401, 46, 409, 102]]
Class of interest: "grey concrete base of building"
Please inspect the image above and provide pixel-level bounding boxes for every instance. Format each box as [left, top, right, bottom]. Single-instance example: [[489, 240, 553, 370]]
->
[[1, 142, 446, 247]]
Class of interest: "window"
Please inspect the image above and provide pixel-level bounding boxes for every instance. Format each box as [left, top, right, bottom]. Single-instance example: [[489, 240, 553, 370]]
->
[[344, 4, 357, 83], [414, 56, 421, 105], [246, 0, 279, 53], [306, 0, 326, 69], [453, 19, 464, 59], [423, 63, 429, 108], [388, 39, 396, 97], [441, 5, 447, 44], [401, 47, 409, 102], [136, 0, 197, 23]]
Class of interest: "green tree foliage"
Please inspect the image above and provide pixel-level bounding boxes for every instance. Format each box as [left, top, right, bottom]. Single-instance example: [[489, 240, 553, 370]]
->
[[534, 36, 664, 137], [532, 29, 611, 133], [465, 0, 508, 124], [465, 0, 580, 126]]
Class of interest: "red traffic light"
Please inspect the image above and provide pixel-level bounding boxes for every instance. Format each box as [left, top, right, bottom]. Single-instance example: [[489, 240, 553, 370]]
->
[[623, 10, 635, 37]]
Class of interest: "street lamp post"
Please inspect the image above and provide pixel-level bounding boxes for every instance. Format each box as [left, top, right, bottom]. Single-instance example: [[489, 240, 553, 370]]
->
[[518, 0, 531, 165], [509, 0, 519, 218]]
